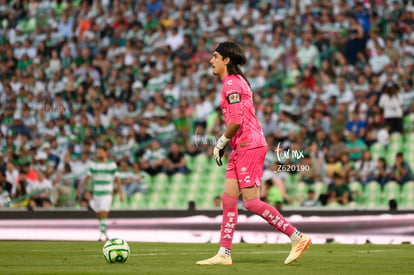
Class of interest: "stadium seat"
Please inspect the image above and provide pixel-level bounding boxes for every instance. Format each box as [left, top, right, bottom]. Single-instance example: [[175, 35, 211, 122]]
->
[[188, 170, 206, 184], [364, 199, 384, 209], [387, 134, 403, 163], [401, 200, 414, 208], [192, 154, 210, 174], [382, 181, 401, 202], [205, 180, 216, 193], [404, 131, 414, 142], [148, 173, 170, 193], [296, 181, 309, 198], [402, 181, 414, 192], [170, 173, 189, 186], [213, 184, 224, 197], [193, 192, 207, 209], [285, 173, 301, 194], [207, 171, 226, 193], [169, 178, 190, 203], [112, 195, 130, 209], [406, 153, 414, 170], [185, 155, 197, 171], [177, 191, 192, 209], [147, 192, 168, 209], [209, 164, 225, 182], [312, 181, 327, 196], [402, 142, 413, 155], [364, 180, 381, 192], [166, 193, 178, 209], [369, 142, 387, 160], [385, 150, 397, 166], [363, 181, 383, 208], [389, 132, 403, 145], [400, 181, 414, 208], [403, 114, 414, 133], [129, 193, 149, 209], [349, 181, 364, 205], [186, 181, 199, 194], [326, 201, 342, 208], [344, 201, 357, 209]]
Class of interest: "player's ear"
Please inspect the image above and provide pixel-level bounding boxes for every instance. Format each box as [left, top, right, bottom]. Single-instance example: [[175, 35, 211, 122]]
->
[[223, 56, 230, 65]]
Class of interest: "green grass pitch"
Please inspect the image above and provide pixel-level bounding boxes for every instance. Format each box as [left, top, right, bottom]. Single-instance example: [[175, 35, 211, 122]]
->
[[0, 241, 413, 275]]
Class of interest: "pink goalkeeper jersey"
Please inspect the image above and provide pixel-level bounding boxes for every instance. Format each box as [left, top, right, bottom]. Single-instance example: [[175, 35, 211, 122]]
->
[[221, 74, 267, 151]]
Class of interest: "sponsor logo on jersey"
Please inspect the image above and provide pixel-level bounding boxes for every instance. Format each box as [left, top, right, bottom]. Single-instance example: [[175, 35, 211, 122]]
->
[[240, 166, 248, 175], [227, 93, 241, 104]]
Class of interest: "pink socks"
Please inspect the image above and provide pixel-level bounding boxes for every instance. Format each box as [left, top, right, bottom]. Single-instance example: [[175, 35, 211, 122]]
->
[[220, 193, 238, 249], [220, 195, 296, 250], [244, 197, 295, 236]]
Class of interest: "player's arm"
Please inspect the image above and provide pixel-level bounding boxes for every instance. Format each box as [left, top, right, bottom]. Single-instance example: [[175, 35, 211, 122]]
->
[[223, 121, 241, 139], [341, 191, 350, 205], [76, 174, 90, 197], [116, 177, 124, 202], [213, 122, 240, 167], [225, 90, 243, 133], [213, 89, 243, 166]]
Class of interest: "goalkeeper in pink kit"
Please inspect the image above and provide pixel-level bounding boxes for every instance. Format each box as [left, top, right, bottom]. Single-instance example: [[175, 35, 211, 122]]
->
[[196, 41, 311, 265]]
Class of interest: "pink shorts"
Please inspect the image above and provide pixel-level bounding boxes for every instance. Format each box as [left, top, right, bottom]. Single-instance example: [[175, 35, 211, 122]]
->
[[226, 146, 267, 188]]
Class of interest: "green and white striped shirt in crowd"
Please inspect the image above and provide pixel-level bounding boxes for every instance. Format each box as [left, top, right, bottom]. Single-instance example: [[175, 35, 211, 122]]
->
[[87, 160, 119, 196]]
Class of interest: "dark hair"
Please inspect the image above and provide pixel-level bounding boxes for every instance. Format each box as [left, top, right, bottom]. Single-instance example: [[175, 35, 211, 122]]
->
[[188, 200, 196, 211], [378, 157, 387, 166], [333, 172, 342, 179], [381, 82, 399, 97], [64, 163, 72, 172], [215, 41, 250, 87], [389, 199, 398, 211], [97, 145, 107, 152]]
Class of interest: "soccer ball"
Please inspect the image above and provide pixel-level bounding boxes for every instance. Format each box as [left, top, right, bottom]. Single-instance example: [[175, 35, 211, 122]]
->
[[102, 238, 130, 264]]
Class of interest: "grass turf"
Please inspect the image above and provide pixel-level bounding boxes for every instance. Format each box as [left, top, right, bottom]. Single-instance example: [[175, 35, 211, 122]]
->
[[0, 241, 413, 275]]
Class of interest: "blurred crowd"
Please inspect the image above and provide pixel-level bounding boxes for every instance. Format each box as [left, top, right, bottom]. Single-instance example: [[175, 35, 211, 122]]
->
[[0, 0, 414, 209]]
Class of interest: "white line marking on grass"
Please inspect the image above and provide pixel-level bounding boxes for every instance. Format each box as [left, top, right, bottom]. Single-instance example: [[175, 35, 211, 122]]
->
[[133, 251, 289, 256], [357, 250, 403, 253], [24, 249, 100, 252], [22, 251, 291, 257]]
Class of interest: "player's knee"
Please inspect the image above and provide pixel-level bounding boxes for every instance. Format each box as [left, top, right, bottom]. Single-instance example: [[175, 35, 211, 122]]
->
[[243, 197, 262, 213], [222, 193, 238, 208]]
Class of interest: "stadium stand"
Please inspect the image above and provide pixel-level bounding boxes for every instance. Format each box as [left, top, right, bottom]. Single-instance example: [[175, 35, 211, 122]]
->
[[0, 0, 413, 211]]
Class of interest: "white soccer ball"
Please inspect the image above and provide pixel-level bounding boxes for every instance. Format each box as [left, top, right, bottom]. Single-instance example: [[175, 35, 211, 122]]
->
[[102, 238, 130, 264]]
